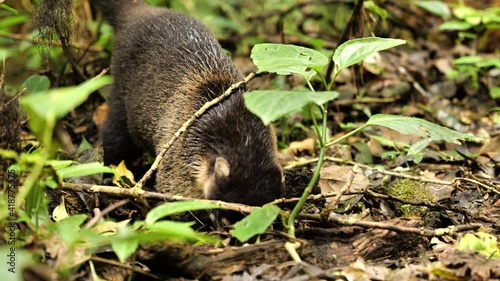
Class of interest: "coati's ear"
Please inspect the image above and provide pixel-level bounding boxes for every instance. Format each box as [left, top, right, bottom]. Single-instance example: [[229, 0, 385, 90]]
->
[[213, 156, 230, 182], [200, 156, 230, 199]]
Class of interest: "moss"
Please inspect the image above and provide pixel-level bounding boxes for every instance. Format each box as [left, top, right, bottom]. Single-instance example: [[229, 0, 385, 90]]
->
[[385, 178, 435, 218]]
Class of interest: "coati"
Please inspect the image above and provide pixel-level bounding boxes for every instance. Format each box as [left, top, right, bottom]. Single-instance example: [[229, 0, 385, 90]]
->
[[99, 0, 284, 205]]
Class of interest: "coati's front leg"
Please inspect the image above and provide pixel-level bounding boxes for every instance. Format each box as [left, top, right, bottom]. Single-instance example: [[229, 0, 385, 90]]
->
[[102, 92, 142, 168]]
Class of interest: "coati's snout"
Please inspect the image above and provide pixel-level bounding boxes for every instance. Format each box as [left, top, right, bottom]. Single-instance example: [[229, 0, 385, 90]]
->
[[198, 155, 284, 206]]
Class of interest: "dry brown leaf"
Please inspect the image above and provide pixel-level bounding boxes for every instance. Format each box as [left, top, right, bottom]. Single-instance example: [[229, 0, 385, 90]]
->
[[288, 138, 316, 156], [319, 165, 369, 202], [367, 137, 384, 157], [93, 102, 109, 130]]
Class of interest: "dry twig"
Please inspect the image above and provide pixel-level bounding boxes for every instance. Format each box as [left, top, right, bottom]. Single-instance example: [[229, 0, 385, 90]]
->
[[134, 73, 256, 189]]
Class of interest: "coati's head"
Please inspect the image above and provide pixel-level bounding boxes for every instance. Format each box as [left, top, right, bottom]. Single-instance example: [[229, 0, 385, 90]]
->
[[198, 153, 284, 206], [188, 92, 285, 206]]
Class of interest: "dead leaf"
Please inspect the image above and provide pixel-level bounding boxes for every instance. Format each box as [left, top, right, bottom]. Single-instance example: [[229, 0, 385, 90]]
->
[[319, 165, 370, 208], [52, 196, 69, 221], [288, 138, 316, 156], [433, 58, 453, 75], [93, 102, 108, 130], [367, 137, 384, 157], [113, 160, 136, 188], [92, 219, 131, 235], [434, 250, 500, 281]]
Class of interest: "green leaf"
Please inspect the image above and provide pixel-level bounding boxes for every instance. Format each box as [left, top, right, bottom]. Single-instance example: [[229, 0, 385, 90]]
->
[[453, 6, 480, 21], [0, 4, 19, 15], [145, 201, 221, 224], [0, 14, 28, 28], [111, 226, 139, 263], [364, 1, 388, 20], [457, 232, 500, 258], [407, 139, 431, 156], [439, 20, 474, 30], [366, 114, 480, 144], [21, 74, 50, 94], [454, 55, 500, 69], [76, 136, 93, 154], [21, 76, 112, 120], [353, 141, 374, 164], [490, 87, 500, 99], [251, 43, 329, 80], [231, 204, 281, 242], [53, 214, 88, 245], [46, 159, 75, 170], [332, 37, 406, 73], [0, 148, 18, 160], [369, 135, 398, 148], [413, 1, 451, 18], [20, 76, 112, 143], [146, 221, 218, 243], [0, 248, 35, 281], [244, 90, 339, 125], [89, 261, 104, 281], [56, 162, 115, 179]]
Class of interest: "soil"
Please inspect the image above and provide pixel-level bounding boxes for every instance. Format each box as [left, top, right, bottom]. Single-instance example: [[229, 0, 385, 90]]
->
[[1, 1, 499, 280]]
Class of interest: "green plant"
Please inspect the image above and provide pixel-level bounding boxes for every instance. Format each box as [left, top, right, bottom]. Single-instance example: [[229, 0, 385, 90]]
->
[[457, 232, 500, 258], [242, 38, 479, 243], [0, 75, 223, 280], [439, 3, 500, 40], [448, 55, 500, 91]]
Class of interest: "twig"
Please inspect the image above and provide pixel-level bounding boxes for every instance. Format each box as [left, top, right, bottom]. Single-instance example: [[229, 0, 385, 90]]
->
[[318, 157, 455, 185], [134, 73, 256, 189], [301, 213, 481, 237], [0, 88, 25, 112], [60, 182, 255, 214], [322, 172, 354, 216], [289, 156, 454, 184], [84, 199, 130, 229], [90, 256, 162, 280], [455, 177, 500, 195], [0, 30, 102, 52], [270, 190, 358, 205]]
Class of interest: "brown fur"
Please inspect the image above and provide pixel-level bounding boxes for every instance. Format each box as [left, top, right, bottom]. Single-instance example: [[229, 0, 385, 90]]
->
[[100, 0, 284, 205]]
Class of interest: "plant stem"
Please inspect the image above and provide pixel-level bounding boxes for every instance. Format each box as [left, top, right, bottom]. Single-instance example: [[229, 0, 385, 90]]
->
[[16, 116, 55, 227], [287, 103, 328, 238], [309, 106, 323, 147], [306, 76, 323, 146], [324, 124, 369, 148], [287, 141, 326, 238]]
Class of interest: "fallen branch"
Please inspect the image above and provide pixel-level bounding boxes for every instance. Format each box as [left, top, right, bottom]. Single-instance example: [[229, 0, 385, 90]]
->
[[61, 182, 255, 214], [134, 73, 256, 189], [300, 213, 481, 237]]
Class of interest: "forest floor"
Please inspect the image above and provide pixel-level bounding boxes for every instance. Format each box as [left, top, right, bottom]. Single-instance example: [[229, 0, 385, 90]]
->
[[0, 1, 499, 280]]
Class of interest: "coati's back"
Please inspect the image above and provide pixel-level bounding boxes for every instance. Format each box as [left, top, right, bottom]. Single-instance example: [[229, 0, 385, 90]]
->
[[100, 0, 284, 205]]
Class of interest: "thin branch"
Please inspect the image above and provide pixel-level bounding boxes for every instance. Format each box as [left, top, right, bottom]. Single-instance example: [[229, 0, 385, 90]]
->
[[322, 171, 354, 216], [0, 88, 25, 112], [455, 177, 500, 195], [84, 199, 130, 229], [0, 30, 102, 52], [134, 73, 256, 189], [90, 256, 162, 280], [61, 182, 256, 214], [301, 213, 481, 237]]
